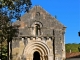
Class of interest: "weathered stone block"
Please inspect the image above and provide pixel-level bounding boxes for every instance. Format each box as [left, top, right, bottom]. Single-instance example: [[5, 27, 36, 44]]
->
[[10, 5, 66, 60]]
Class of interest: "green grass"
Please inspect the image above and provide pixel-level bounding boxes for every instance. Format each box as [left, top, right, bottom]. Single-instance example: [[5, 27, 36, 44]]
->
[[65, 43, 80, 53]]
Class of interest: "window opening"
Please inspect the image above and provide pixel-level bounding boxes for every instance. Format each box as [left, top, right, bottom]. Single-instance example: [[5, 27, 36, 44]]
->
[[33, 24, 41, 36], [36, 12, 40, 16]]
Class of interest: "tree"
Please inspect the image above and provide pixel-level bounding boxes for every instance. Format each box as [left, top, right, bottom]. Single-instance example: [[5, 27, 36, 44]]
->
[[0, 0, 32, 20], [0, 14, 9, 59], [78, 47, 80, 52], [0, 14, 19, 60], [0, 0, 32, 60]]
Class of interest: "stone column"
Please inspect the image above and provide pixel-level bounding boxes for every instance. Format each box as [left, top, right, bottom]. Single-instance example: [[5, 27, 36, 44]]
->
[[42, 56, 44, 60], [44, 55, 48, 60], [40, 56, 42, 60], [40, 55, 43, 60]]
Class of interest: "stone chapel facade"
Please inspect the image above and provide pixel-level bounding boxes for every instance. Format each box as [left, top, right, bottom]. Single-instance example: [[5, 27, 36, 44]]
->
[[10, 5, 66, 60]]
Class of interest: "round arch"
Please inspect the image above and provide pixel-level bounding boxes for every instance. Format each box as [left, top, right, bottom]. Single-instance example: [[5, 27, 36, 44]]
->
[[23, 41, 50, 60], [31, 21, 43, 28], [31, 21, 43, 36]]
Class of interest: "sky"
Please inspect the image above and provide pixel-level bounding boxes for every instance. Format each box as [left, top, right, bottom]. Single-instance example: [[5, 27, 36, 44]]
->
[[30, 0, 80, 44]]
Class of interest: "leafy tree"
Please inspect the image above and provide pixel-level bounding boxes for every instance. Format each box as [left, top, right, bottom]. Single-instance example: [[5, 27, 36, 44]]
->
[[78, 47, 80, 52], [0, 14, 19, 60], [0, 0, 32, 60], [0, 0, 32, 20], [0, 40, 7, 60], [66, 44, 80, 53]]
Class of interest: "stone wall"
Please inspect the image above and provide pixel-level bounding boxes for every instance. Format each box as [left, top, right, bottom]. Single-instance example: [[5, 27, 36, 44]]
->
[[11, 5, 66, 60], [12, 37, 54, 60]]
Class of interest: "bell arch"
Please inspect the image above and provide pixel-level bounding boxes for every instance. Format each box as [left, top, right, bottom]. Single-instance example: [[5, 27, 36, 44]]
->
[[23, 41, 50, 60]]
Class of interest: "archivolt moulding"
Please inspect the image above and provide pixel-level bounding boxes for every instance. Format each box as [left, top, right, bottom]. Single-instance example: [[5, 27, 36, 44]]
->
[[23, 41, 50, 58]]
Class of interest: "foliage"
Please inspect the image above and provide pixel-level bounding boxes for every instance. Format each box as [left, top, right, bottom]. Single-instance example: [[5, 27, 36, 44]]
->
[[0, 14, 19, 59], [0, 0, 32, 59], [78, 47, 80, 52], [0, 14, 19, 40], [65, 43, 80, 53], [0, 0, 32, 20], [0, 41, 7, 60], [0, 0, 32, 50]]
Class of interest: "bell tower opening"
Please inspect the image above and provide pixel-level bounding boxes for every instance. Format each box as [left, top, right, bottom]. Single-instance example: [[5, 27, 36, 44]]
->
[[33, 51, 40, 60]]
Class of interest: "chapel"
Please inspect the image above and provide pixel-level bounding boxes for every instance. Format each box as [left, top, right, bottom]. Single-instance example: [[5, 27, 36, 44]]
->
[[10, 5, 66, 60]]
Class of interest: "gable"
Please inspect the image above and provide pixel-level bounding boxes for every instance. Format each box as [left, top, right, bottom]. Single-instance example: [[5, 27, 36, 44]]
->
[[19, 5, 65, 29]]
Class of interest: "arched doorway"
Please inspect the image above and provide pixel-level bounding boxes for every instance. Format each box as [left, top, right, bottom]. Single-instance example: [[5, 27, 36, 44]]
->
[[23, 42, 50, 60], [33, 51, 40, 60]]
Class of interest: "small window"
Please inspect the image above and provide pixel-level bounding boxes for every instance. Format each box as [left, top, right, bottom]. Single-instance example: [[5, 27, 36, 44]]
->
[[36, 12, 40, 16], [53, 30, 55, 35], [33, 24, 41, 36], [35, 24, 41, 36]]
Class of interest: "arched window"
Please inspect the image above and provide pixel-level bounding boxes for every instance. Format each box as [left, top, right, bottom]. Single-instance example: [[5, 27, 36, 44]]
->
[[53, 30, 55, 35], [33, 24, 41, 36], [32, 21, 42, 36]]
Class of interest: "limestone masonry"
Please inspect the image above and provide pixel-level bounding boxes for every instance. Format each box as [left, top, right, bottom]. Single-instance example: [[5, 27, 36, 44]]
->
[[10, 5, 66, 60]]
